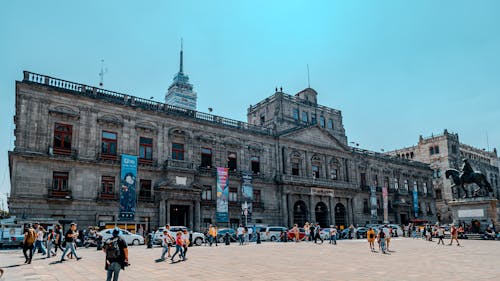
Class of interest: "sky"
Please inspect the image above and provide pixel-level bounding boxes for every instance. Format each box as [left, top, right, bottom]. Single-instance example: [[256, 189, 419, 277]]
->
[[1, 0, 499, 210]]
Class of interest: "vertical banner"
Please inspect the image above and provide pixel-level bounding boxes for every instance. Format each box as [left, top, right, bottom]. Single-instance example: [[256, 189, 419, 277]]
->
[[119, 154, 137, 221], [370, 186, 377, 222], [413, 190, 419, 218], [216, 167, 229, 223], [241, 171, 253, 225], [382, 186, 388, 223]]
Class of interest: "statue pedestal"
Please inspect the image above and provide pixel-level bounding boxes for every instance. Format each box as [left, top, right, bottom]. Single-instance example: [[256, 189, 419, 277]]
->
[[448, 197, 497, 228]]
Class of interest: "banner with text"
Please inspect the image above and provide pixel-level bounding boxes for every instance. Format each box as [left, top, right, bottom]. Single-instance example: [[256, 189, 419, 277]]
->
[[119, 154, 137, 221], [216, 167, 229, 223], [370, 186, 377, 221], [413, 190, 419, 218], [241, 171, 253, 225]]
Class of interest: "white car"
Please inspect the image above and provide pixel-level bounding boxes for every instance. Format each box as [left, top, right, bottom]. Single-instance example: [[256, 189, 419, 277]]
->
[[260, 226, 287, 241], [153, 226, 205, 246], [99, 229, 144, 245], [387, 224, 404, 237]]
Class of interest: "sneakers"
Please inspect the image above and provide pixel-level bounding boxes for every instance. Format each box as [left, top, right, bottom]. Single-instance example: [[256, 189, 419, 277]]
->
[[76, 257, 82, 261]]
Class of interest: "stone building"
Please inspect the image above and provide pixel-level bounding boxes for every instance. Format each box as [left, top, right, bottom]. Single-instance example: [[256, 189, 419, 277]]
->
[[388, 130, 499, 223], [8, 71, 435, 232]]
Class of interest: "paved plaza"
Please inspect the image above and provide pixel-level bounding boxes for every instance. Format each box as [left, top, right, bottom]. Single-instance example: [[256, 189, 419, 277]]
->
[[1, 238, 499, 281]]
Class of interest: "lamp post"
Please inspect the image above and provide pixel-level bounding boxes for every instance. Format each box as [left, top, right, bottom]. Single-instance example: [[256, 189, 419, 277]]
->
[[242, 201, 248, 226]]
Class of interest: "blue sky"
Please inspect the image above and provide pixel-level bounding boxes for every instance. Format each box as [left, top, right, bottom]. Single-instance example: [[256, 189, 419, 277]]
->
[[1, 0, 499, 210]]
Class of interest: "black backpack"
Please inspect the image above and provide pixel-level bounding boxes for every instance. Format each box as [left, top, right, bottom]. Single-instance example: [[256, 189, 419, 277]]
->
[[105, 238, 121, 260]]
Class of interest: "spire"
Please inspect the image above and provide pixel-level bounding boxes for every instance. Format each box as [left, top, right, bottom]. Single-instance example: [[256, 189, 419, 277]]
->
[[179, 38, 183, 74]]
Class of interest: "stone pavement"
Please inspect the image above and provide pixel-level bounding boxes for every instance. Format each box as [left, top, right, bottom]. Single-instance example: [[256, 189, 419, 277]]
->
[[1, 238, 499, 281]]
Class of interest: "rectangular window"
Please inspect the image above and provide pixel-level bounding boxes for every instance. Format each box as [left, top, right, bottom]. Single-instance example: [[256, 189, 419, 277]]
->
[[413, 181, 418, 191], [260, 113, 265, 125], [451, 145, 457, 154], [312, 165, 320, 178], [434, 146, 440, 154], [291, 161, 300, 176], [139, 179, 152, 198], [327, 119, 334, 129], [201, 148, 212, 168], [202, 185, 212, 200], [301, 111, 308, 123], [373, 174, 379, 187], [101, 131, 117, 158], [404, 180, 409, 190], [253, 190, 261, 202], [172, 143, 185, 160], [330, 168, 338, 180], [360, 173, 367, 187], [394, 178, 399, 190], [139, 137, 153, 162], [320, 116, 325, 127], [311, 114, 317, 124], [229, 188, 238, 202], [251, 156, 260, 174], [293, 109, 299, 120], [429, 146, 434, 155], [228, 152, 237, 171], [53, 123, 72, 154], [101, 176, 115, 194], [52, 172, 69, 191]]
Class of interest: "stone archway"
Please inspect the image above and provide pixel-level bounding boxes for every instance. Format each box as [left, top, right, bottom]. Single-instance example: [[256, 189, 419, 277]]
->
[[335, 203, 346, 228], [315, 202, 329, 227], [293, 200, 308, 226]]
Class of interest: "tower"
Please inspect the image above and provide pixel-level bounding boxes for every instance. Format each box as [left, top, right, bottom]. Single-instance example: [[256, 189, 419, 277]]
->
[[165, 40, 197, 110]]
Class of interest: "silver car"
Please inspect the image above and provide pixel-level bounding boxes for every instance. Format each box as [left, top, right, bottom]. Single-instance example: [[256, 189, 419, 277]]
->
[[99, 229, 144, 245]]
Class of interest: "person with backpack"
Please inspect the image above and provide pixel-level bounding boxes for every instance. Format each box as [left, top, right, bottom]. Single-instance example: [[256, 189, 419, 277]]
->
[[54, 225, 64, 253], [367, 227, 376, 252], [103, 228, 128, 281], [23, 224, 36, 264], [378, 228, 387, 254]]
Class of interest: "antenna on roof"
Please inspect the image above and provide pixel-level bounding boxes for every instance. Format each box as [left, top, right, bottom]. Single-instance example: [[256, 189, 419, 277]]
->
[[99, 59, 107, 87], [486, 131, 490, 151], [307, 64, 310, 88]]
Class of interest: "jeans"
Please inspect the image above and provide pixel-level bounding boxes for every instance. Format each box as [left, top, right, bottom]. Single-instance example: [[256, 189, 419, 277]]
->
[[238, 234, 244, 245], [380, 240, 386, 253], [160, 244, 170, 259], [47, 241, 56, 257], [60, 242, 79, 261], [23, 243, 34, 262], [106, 261, 121, 281], [171, 245, 183, 260], [32, 240, 47, 256], [329, 234, 337, 245]]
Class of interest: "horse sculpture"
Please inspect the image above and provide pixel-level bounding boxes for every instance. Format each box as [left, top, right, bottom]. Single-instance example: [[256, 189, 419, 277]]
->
[[445, 169, 493, 198]]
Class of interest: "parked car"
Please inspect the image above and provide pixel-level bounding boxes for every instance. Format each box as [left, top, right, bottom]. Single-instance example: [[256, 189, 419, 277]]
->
[[287, 228, 306, 241], [98, 229, 144, 245], [154, 226, 205, 246], [217, 228, 237, 243], [261, 226, 288, 241], [0, 224, 24, 248]]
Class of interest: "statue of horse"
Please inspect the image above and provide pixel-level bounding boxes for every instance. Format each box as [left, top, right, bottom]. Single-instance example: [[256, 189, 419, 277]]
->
[[445, 169, 493, 198]]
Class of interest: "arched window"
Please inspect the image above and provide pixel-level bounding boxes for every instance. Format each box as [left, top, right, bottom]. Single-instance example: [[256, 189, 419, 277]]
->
[[311, 155, 321, 179], [319, 116, 325, 127], [290, 152, 302, 176]]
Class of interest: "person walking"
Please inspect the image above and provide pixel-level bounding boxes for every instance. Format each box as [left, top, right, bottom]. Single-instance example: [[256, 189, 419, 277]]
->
[[378, 228, 387, 254], [314, 223, 323, 244], [32, 226, 47, 257], [237, 225, 245, 245], [292, 224, 300, 242], [436, 226, 445, 245], [367, 227, 376, 252], [22, 224, 36, 264], [103, 228, 128, 281], [54, 225, 64, 253], [60, 223, 82, 262], [329, 226, 337, 245], [448, 224, 461, 246], [181, 229, 190, 259], [171, 231, 184, 262], [46, 228, 57, 258], [159, 230, 173, 261], [208, 225, 218, 246], [386, 226, 392, 252], [304, 222, 310, 242]]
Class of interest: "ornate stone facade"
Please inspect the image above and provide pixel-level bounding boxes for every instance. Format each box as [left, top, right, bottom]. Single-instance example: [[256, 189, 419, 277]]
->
[[8, 71, 435, 232]]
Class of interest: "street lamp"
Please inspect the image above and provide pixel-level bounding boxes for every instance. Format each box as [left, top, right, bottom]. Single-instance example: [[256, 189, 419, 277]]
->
[[242, 201, 248, 226]]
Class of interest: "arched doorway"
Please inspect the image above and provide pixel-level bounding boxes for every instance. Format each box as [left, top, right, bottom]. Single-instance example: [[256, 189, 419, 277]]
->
[[315, 202, 329, 227], [293, 200, 308, 226], [334, 203, 346, 229]]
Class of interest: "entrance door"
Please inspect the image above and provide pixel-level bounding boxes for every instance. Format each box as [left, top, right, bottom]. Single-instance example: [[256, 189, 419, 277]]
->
[[334, 203, 346, 229], [170, 205, 189, 226], [293, 200, 308, 226], [400, 213, 408, 225], [315, 202, 329, 227]]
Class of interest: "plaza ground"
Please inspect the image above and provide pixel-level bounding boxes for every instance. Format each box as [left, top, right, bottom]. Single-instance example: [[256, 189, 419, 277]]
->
[[1, 238, 499, 281]]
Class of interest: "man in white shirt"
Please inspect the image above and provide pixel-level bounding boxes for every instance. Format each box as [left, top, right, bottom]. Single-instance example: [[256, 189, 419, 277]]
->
[[237, 225, 244, 245]]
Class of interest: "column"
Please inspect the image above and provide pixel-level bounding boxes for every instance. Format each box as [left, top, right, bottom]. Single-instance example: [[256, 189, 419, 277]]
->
[[194, 200, 200, 231], [281, 192, 288, 227], [347, 198, 354, 226], [309, 194, 314, 222], [189, 204, 194, 229], [166, 201, 170, 225], [159, 200, 166, 226], [328, 196, 334, 227], [287, 193, 293, 227]]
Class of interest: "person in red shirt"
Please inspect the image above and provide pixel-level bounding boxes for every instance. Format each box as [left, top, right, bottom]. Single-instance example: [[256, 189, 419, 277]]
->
[[170, 232, 184, 262], [448, 224, 461, 246]]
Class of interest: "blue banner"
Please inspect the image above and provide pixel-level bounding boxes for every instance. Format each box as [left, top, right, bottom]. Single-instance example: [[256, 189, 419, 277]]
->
[[216, 167, 229, 223], [413, 190, 419, 218], [241, 171, 253, 225], [119, 154, 137, 221], [370, 186, 377, 221]]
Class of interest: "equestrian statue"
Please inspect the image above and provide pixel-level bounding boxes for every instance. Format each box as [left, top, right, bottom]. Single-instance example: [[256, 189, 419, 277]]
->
[[445, 158, 493, 199]]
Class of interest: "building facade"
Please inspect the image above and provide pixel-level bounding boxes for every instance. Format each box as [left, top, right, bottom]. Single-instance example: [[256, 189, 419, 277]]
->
[[8, 71, 435, 232], [388, 130, 499, 223]]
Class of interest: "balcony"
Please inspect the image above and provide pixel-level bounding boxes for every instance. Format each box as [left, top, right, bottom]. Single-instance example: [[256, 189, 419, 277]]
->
[[279, 175, 357, 189], [360, 185, 370, 192], [98, 152, 118, 162], [97, 192, 118, 200], [164, 159, 195, 171], [51, 147, 78, 159], [200, 199, 216, 207], [252, 201, 264, 210], [398, 189, 409, 195], [198, 166, 216, 176], [47, 187, 72, 199], [138, 158, 155, 166]]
